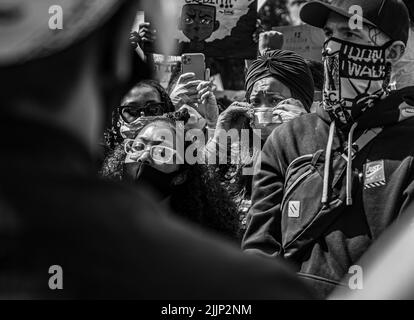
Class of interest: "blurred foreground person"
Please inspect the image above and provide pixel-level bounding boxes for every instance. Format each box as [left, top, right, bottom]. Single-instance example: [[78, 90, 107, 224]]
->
[[0, 0, 312, 299], [103, 112, 240, 240], [243, 0, 414, 299]]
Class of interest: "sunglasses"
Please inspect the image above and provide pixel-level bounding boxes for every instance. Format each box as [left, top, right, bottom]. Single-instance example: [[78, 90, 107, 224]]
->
[[118, 102, 165, 123]]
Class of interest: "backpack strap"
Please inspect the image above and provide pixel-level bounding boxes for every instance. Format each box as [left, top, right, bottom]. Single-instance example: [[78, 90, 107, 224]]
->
[[341, 127, 383, 161]]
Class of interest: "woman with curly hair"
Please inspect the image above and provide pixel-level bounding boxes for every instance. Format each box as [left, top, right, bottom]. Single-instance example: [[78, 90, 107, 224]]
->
[[102, 110, 240, 240]]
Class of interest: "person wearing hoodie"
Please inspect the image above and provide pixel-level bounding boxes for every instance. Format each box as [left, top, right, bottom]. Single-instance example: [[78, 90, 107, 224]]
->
[[242, 0, 414, 299], [205, 49, 315, 234]]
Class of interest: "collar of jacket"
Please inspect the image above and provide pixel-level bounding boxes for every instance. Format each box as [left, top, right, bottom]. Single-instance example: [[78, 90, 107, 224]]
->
[[357, 86, 414, 129], [316, 86, 414, 134], [316, 87, 414, 207]]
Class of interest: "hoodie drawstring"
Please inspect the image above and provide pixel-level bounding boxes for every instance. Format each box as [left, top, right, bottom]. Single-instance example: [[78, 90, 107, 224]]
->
[[346, 122, 358, 206], [322, 122, 336, 205], [322, 121, 358, 206]]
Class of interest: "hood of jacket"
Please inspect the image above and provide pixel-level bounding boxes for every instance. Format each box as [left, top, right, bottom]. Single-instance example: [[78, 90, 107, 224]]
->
[[314, 86, 414, 207]]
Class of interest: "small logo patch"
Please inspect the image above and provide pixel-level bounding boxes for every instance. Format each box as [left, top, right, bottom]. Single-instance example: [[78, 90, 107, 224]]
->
[[288, 201, 300, 218], [364, 160, 386, 189]]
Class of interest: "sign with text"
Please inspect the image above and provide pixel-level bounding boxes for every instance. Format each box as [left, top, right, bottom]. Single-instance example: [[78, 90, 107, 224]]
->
[[151, 54, 182, 89], [273, 24, 325, 61]]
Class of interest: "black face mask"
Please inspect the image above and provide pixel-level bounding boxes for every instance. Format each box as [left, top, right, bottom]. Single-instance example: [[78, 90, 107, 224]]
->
[[124, 162, 178, 199], [322, 37, 393, 125]]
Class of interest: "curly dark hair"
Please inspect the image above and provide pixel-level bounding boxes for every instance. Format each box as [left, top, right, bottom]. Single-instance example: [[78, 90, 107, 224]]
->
[[101, 112, 240, 240], [104, 80, 175, 150], [101, 109, 190, 180], [170, 164, 240, 240]]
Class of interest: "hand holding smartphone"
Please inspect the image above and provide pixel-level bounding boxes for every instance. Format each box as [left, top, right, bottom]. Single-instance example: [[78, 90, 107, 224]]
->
[[181, 53, 206, 81]]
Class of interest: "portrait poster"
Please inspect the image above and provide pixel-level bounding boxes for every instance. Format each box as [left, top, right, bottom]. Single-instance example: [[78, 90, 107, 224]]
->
[[140, 0, 258, 59]]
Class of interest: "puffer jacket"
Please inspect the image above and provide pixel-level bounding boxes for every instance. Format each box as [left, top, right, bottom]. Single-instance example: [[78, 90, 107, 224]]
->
[[242, 87, 414, 298]]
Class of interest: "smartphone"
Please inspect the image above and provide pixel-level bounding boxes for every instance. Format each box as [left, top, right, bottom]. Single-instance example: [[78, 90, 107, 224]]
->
[[181, 53, 206, 81]]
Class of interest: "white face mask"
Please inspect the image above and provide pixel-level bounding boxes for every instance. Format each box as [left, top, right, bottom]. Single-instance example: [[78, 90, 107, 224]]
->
[[392, 27, 414, 90], [119, 117, 148, 140]]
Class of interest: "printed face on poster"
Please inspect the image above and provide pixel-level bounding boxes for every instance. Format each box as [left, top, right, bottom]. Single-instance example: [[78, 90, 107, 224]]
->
[[135, 0, 258, 58]]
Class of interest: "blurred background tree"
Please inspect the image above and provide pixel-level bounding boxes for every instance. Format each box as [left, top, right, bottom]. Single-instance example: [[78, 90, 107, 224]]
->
[[258, 0, 332, 30], [259, 0, 290, 30]]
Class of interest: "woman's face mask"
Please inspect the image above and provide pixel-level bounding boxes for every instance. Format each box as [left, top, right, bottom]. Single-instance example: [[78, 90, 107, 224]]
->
[[119, 116, 149, 140], [124, 162, 179, 199], [322, 37, 392, 124]]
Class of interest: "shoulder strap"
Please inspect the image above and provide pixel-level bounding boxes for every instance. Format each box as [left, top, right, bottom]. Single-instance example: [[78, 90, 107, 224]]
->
[[341, 127, 383, 161]]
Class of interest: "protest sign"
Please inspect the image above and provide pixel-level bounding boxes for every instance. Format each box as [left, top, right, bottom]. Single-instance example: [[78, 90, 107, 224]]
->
[[273, 24, 324, 61], [151, 54, 182, 89], [137, 0, 258, 58]]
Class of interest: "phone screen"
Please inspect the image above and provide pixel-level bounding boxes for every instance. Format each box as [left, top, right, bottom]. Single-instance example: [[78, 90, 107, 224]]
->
[[181, 53, 206, 81]]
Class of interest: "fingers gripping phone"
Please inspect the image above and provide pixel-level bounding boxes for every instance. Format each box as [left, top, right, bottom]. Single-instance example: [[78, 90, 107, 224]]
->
[[181, 53, 206, 81]]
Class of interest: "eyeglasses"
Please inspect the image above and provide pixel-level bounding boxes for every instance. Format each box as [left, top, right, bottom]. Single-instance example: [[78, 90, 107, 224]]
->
[[124, 139, 177, 164], [118, 102, 165, 124]]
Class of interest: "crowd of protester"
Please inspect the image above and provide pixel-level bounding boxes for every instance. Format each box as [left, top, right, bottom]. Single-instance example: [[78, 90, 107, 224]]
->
[[2, 0, 414, 300]]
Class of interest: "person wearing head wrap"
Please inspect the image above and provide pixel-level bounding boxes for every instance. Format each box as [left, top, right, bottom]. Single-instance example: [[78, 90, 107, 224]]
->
[[243, 0, 414, 300], [245, 49, 315, 111], [202, 51, 314, 236], [242, 49, 315, 140]]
